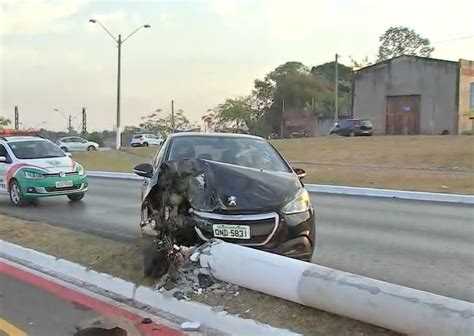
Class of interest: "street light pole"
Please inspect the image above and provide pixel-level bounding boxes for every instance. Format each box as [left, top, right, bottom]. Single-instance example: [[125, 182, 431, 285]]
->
[[89, 19, 150, 150], [116, 34, 122, 149]]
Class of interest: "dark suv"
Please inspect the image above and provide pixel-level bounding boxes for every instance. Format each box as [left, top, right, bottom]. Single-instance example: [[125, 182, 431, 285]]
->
[[330, 119, 373, 137]]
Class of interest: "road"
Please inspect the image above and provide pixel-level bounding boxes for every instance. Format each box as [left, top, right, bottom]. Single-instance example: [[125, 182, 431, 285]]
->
[[0, 177, 473, 302]]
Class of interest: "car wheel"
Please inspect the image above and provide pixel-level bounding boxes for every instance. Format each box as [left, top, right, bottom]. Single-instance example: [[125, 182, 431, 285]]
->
[[9, 180, 29, 207], [67, 193, 85, 202], [87, 145, 96, 151], [143, 142, 149, 147], [60, 146, 68, 152], [349, 131, 355, 137]]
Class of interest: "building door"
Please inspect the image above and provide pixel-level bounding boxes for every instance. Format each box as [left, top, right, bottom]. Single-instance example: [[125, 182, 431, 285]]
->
[[386, 95, 420, 135]]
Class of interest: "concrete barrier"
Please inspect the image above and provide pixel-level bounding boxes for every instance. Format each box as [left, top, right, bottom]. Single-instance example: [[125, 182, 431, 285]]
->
[[199, 240, 474, 336], [87, 170, 474, 204]]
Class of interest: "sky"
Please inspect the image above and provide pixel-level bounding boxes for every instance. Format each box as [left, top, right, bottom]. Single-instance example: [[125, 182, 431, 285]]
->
[[1, 0, 473, 132]]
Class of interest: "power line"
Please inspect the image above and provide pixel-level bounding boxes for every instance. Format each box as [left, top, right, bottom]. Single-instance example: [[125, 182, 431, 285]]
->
[[433, 35, 474, 44]]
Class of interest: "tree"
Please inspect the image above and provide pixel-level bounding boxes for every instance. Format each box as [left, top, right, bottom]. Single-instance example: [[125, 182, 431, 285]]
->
[[377, 26, 434, 61], [214, 97, 253, 132], [140, 110, 190, 135], [0, 117, 11, 129]]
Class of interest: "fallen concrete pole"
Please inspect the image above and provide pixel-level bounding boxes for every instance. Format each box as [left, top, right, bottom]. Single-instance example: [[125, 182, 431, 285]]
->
[[199, 240, 474, 336]]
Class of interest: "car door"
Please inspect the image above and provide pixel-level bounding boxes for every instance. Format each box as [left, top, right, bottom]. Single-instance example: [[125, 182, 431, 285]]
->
[[0, 144, 12, 193]]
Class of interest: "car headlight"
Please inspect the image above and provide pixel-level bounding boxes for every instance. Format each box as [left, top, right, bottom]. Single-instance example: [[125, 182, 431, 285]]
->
[[24, 171, 44, 179], [282, 189, 311, 214]]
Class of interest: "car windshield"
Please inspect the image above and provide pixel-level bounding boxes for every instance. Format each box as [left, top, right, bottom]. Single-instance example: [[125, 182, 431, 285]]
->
[[167, 136, 291, 173], [8, 140, 65, 159]]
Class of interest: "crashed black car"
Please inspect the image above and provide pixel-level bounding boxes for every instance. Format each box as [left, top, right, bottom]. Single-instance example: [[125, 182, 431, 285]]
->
[[134, 133, 315, 269]]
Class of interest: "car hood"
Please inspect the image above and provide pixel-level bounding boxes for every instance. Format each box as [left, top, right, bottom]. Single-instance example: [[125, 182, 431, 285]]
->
[[144, 159, 301, 213], [20, 157, 77, 173]]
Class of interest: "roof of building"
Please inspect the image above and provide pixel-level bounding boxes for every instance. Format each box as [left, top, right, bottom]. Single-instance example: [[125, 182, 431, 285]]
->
[[354, 55, 459, 74]]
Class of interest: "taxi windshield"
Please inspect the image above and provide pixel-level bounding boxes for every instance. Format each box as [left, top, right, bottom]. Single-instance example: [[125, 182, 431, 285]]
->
[[8, 140, 65, 159]]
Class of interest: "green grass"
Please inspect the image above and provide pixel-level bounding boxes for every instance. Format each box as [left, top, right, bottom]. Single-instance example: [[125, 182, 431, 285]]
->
[[72, 136, 474, 194]]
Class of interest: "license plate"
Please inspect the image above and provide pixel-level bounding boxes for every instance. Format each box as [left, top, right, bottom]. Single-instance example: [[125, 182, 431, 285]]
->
[[213, 224, 250, 240], [55, 180, 73, 188]]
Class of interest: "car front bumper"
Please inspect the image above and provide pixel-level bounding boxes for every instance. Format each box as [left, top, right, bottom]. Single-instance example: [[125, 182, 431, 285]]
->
[[192, 209, 315, 261], [19, 176, 88, 199]]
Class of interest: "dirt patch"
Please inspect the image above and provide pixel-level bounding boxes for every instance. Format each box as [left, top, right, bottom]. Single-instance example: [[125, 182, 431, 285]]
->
[[0, 215, 400, 336]]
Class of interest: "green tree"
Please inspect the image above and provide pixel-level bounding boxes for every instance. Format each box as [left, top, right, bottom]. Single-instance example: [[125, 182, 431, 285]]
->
[[377, 26, 434, 61], [140, 110, 190, 135], [0, 117, 11, 129], [214, 97, 253, 132]]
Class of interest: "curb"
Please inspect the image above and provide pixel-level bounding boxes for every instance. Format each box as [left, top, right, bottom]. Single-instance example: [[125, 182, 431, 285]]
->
[[0, 240, 298, 336], [87, 171, 474, 204]]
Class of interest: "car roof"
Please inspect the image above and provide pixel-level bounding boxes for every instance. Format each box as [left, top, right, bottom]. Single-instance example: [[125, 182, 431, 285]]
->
[[168, 132, 263, 140], [0, 136, 47, 142]]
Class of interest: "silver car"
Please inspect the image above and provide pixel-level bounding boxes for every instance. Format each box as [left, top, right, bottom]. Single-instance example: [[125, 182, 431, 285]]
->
[[56, 137, 99, 152]]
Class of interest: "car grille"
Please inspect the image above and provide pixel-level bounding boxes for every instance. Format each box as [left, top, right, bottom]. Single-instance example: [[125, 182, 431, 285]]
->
[[192, 211, 279, 246], [44, 185, 81, 192], [43, 172, 78, 178]]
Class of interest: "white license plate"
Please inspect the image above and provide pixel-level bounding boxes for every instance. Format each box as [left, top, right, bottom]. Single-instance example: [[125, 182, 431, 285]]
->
[[213, 224, 251, 240], [55, 180, 73, 188]]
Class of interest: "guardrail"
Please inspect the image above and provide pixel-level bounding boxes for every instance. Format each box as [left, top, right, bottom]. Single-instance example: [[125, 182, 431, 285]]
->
[[87, 171, 474, 204]]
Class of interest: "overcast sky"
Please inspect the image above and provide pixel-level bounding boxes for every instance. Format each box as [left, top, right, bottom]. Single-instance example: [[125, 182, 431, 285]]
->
[[1, 0, 473, 131]]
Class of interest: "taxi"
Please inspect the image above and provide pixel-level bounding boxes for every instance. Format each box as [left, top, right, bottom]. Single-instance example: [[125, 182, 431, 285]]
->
[[0, 130, 87, 206]]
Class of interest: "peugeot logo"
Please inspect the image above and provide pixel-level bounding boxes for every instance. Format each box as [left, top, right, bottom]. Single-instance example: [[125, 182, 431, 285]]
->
[[227, 196, 237, 206], [59, 171, 66, 178]]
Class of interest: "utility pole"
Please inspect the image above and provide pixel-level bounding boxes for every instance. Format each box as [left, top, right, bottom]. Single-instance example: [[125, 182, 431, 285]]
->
[[335, 53, 339, 122], [171, 100, 175, 133], [68, 115, 73, 134], [82, 107, 87, 135], [116, 34, 122, 149], [14, 106, 19, 130]]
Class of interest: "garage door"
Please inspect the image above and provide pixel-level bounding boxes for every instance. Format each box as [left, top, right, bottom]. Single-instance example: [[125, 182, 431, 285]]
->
[[386, 95, 420, 135]]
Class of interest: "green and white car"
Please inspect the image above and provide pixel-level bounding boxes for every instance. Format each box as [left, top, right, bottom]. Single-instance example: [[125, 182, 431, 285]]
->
[[0, 136, 88, 206]]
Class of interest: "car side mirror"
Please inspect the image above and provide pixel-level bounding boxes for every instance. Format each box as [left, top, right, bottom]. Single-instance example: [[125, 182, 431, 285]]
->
[[65, 153, 72, 157], [293, 167, 307, 179], [134, 163, 153, 178], [0, 156, 7, 163]]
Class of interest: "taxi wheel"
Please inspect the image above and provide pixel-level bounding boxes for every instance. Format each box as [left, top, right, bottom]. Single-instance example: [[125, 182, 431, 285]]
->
[[9, 180, 29, 207], [67, 193, 85, 202]]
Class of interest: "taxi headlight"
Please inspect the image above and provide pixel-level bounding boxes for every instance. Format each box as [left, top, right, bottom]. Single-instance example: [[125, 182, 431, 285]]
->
[[24, 171, 44, 179]]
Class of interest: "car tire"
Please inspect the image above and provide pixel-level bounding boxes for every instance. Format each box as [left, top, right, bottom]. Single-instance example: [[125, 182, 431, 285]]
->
[[143, 142, 149, 147], [60, 146, 68, 152], [349, 131, 355, 137], [87, 145, 96, 151], [9, 180, 29, 207], [67, 193, 85, 202]]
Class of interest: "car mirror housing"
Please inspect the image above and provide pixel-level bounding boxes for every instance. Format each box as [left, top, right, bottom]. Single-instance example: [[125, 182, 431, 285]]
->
[[65, 152, 72, 157], [0, 156, 7, 163], [134, 163, 154, 178], [293, 167, 307, 179]]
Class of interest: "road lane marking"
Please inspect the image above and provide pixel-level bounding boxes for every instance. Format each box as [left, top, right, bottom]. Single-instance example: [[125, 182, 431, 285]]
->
[[0, 318, 27, 336]]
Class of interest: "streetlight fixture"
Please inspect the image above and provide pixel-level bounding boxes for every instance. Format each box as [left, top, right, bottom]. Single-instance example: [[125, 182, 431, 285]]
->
[[89, 18, 151, 149]]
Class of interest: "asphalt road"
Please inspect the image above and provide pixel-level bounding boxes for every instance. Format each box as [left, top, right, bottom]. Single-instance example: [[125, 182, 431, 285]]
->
[[0, 272, 98, 335], [0, 177, 473, 302]]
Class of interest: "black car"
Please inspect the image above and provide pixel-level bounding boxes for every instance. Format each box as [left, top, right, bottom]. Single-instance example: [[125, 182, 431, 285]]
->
[[134, 133, 315, 262], [329, 119, 373, 136]]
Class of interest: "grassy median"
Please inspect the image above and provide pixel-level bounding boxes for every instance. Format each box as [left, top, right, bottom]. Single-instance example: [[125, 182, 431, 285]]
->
[[0, 214, 400, 336], [73, 136, 474, 194]]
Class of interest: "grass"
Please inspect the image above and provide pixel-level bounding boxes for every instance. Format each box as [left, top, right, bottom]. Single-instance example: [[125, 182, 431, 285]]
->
[[0, 215, 400, 336], [72, 136, 474, 194]]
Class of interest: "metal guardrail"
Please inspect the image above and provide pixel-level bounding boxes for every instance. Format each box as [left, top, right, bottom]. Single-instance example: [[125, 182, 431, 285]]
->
[[86, 171, 474, 204]]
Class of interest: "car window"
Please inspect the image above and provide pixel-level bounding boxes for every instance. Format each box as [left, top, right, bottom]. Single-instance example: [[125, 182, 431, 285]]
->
[[167, 136, 291, 173], [133, 135, 143, 139], [152, 141, 167, 168], [8, 140, 65, 159], [0, 144, 8, 158]]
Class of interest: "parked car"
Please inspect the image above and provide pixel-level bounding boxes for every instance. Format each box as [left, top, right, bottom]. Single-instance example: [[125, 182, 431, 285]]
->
[[130, 134, 164, 147], [0, 135, 88, 206], [329, 119, 373, 136], [133, 132, 315, 275], [56, 136, 99, 152]]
